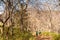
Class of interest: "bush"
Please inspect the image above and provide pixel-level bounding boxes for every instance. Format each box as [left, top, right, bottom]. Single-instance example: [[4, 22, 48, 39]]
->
[[13, 28, 34, 40], [54, 34, 60, 40]]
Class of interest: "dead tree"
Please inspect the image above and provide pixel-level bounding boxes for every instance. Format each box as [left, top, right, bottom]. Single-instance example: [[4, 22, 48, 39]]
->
[[1, 0, 14, 40]]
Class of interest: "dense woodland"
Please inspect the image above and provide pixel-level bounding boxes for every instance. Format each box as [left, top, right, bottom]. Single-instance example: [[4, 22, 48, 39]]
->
[[0, 0, 60, 40]]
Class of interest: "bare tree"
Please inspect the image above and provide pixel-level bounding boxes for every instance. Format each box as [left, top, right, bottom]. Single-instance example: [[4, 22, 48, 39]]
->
[[0, 0, 30, 40]]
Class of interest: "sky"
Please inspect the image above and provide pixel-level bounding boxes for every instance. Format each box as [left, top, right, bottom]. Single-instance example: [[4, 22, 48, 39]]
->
[[0, 0, 60, 14], [29, 0, 59, 10], [0, 1, 5, 14]]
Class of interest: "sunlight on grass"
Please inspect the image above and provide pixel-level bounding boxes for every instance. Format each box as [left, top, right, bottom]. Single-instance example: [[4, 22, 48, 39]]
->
[[0, 22, 3, 27], [0, 29, 60, 40], [41, 32, 60, 40]]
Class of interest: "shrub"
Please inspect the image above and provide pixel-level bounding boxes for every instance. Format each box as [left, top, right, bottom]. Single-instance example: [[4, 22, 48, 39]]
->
[[54, 34, 60, 40], [13, 28, 34, 40]]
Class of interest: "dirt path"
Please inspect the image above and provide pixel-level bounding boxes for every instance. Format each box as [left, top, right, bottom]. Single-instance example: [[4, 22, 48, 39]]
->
[[35, 35, 52, 40]]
